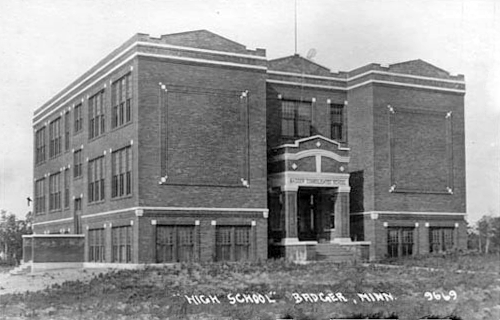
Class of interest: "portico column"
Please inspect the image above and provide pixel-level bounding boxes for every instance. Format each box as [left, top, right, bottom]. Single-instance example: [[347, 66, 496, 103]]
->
[[333, 188, 351, 241], [282, 189, 299, 243]]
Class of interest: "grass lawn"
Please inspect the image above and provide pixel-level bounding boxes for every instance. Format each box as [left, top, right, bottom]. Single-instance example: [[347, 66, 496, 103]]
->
[[381, 252, 500, 274], [0, 257, 499, 320]]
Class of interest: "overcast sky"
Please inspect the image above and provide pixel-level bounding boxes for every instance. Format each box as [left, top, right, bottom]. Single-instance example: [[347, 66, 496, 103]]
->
[[0, 0, 498, 223]]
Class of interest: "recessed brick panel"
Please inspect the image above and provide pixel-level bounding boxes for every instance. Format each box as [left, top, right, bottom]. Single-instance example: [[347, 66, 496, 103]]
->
[[164, 88, 247, 186], [389, 107, 452, 193]]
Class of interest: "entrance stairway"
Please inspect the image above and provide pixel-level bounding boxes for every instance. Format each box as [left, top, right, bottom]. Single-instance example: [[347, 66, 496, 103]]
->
[[315, 243, 356, 263], [9, 262, 32, 275]]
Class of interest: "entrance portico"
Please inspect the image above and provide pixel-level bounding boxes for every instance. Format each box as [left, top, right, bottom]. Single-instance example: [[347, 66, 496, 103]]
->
[[267, 135, 353, 260], [269, 171, 351, 245]]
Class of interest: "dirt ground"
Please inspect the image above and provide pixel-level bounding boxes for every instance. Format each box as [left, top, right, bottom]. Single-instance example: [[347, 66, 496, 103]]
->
[[0, 268, 107, 295]]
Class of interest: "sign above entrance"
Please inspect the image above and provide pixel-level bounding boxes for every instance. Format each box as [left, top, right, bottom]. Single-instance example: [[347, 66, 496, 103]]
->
[[269, 172, 350, 192], [290, 178, 347, 186]]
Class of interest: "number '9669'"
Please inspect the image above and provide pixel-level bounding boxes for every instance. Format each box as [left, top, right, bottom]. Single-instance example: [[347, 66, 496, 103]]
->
[[424, 290, 457, 301]]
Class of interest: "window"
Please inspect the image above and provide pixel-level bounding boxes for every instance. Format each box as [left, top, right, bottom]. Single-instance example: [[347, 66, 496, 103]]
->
[[74, 103, 83, 133], [112, 226, 132, 263], [111, 146, 132, 198], [281, 100, 311, 138], [74, 197, 82, 211], [156, 226, 195, 263], [88, 156, 105, 203], [387, 227, 414, 258], [35, 127, 46, 164], [74, 197, 82, 234], [49, 172, 61, 211], [330, 103, 344, 141], [73, 149, 83, 178], [429, 227, 454, 253], [35, 178, 46, 214], [216, 226, 251, 261], [111, 73, 132, 129], [64, 168, 70, 209], [89, 90, 105, 139], [49, 117, 62, 158], [64, 111, 71, 151], [88, 228, 105, 262]]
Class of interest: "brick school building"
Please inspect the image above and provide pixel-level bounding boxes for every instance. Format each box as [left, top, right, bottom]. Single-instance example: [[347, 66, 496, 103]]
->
[[28, 30, 467, 267]]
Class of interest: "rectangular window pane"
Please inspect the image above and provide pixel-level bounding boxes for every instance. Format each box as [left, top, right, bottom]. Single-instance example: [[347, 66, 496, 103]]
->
[[112, 226, 132, 263], [234, 227, 250, 261], [216, 227, 232, 262], [111, 74, 132, 128], [88, 156, 105, 203], [74, 104, 83, 133], [89, 228, 105, 262], [330, 104, 344, 141], [156, 226, 175, 262], [89, 91, 105, 139], [111, 146, 132, 198], [35, 127, 47, 164], [387, 229, 399, 258], [281, 100, 311, 138], [74, 149, 83, 178], [35, 178, 46, 214]]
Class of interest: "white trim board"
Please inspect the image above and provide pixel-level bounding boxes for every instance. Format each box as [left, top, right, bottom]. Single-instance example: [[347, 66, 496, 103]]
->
[[275, 135, 350, 150], [352, 211, 466, 216], [81, 206, 269, 219], [32, 217, 74, 226], [348, 70, 465, 84], [136, 41, 267, 60], [266, 79, 346, 91], [348, 79, 466, 93], [267, 69, 465, 85], [23, 234, 84, 238], [271, 149, 350, 163], [137, 52, 267, 71], [267, 79, 465, 93]]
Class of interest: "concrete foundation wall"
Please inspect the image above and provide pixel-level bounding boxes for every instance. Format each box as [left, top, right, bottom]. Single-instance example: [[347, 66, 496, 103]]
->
[[31, 235, 84, 263]]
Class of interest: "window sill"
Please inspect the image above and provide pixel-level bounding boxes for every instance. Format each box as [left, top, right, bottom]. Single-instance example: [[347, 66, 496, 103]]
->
[[111, 194, 133, 201], [88, 200, 106, 206], [88, 133, 106, 143], [109, 121, 133, 133]]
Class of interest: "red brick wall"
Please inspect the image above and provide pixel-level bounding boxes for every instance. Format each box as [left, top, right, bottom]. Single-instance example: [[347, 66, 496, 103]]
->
[[266, 84, 346, 149], [80, 210, 267, 263], [371, 85, 466, 213], [346, 83, 465, 214], [137, 57, 268, 208], [363, 214, 466, 259], [31, 236, 84, 263], [346, 85, 376, 213], [33, 59, 140, 229], [135, 212, 267, 263]]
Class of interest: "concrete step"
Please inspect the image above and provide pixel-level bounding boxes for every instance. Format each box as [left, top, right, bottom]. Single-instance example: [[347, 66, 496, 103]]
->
[[315, 244, 355, 262], [9, 263, 32, 275]]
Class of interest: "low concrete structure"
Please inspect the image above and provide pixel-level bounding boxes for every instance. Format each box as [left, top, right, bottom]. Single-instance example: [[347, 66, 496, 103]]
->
[[22, 234, 84, 273]]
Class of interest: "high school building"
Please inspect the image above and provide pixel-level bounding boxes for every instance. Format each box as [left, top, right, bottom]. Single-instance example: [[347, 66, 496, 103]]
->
[[30, 30, 467, 265]]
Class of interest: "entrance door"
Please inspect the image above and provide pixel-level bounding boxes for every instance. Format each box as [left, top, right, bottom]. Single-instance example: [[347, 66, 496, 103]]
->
[[297, 188, 319, 241]]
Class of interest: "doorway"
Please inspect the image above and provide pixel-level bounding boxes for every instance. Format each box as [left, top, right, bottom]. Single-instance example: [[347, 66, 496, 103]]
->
[[297, 188, 320, 241]]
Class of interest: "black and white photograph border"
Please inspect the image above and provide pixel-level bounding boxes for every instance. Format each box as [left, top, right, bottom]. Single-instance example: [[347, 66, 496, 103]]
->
[[0, 0, 499, 319]]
